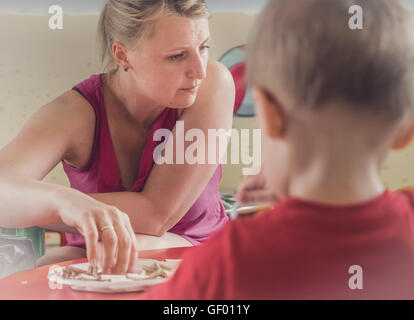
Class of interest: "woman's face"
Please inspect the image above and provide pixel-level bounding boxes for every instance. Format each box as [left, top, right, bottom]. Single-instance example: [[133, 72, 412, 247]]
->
[[128, 15, 210, 108]]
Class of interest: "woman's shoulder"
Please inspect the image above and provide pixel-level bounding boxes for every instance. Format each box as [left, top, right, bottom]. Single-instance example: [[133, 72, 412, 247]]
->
[[73, 73, 102, 91], [176, 60, 234, 119], [50, 89, 96, 166], [56, 89, 96, 123], [200, 60, 235, 102], [193, 59, 235, 112], [206, 59, 234, 88]]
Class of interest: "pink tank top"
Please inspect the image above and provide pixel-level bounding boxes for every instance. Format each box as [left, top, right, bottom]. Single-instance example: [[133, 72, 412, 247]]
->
[[62, 74, 228, 246]]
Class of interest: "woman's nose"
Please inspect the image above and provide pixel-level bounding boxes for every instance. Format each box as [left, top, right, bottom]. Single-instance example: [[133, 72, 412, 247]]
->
[[187, 54, 207, 80]]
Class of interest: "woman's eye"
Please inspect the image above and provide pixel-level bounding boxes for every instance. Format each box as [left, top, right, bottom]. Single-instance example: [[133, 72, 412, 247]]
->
[[168, 53, 184, 61], [168, 46, 209, 61]]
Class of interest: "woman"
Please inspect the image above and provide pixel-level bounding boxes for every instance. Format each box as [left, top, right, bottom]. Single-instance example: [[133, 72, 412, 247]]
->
[[0, 0, 234, 274]]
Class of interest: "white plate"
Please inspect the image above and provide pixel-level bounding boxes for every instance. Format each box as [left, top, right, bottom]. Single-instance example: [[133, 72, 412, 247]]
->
[[47, 259, 181, 293]]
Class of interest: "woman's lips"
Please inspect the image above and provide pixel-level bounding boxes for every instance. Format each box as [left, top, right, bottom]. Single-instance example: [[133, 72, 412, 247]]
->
[[181, 86, 198, 93]]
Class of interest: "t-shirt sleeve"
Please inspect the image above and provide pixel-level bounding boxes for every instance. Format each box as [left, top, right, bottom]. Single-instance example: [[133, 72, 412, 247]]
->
[[399, 189, 414, 210], [138, 223, 235, 300]]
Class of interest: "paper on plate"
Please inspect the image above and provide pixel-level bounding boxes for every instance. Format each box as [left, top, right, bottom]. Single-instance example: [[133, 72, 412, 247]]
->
[[47, 258, 181, 293]]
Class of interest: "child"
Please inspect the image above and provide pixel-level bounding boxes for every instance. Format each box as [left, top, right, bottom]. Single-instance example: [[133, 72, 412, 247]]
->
[[139, 0, 414, 299]]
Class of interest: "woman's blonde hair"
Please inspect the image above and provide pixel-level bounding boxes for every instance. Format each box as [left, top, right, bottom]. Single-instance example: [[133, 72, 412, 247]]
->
[[97, 0, 210, 71]]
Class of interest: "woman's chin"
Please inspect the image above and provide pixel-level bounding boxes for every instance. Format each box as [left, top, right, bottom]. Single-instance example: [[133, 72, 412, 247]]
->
[[169, 95, 197, 108]]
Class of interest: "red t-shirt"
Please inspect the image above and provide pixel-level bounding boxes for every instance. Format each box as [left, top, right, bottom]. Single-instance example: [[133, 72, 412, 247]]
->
[[139, 189, 414, 299]]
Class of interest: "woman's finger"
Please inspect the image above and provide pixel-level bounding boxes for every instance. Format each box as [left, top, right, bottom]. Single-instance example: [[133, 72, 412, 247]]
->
[[239, 189, 278, 203], [99, 223, 118, 273], [125, 220, 139, 273], [236, 175, 265, 197], [112, 222, 132, 274], [80, 216, 99, 268]]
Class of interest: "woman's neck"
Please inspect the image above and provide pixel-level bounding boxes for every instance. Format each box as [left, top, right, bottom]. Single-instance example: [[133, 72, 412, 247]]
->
[[105, 69, 165, 131]]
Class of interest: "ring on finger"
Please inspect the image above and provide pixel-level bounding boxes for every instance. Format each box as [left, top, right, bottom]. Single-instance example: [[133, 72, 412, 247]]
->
[[99, 225, 115, 233]]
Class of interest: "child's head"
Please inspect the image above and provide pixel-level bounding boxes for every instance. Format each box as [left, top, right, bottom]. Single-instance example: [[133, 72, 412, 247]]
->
[[247, 0, 414, 200]]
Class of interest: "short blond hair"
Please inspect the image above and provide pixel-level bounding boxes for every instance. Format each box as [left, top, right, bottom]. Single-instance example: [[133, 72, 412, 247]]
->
[[97, 0, 210, 71], [247, 0, 414, 122]]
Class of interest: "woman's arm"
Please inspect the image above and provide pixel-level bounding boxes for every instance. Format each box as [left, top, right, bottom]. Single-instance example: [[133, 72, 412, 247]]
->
[[0, 91, 82, 228], [89, 60, 235, 235], [0, 171, 62, 228], [0, 91, 138, 273]]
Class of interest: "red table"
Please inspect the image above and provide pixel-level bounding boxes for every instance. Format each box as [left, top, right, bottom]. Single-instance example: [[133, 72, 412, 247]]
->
[[0, 247, 191, 300]]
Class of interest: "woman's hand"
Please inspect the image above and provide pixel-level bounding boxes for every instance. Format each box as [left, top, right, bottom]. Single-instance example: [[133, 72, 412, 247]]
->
[[236, 169, 279, 204], [55, 188, 139, 274]]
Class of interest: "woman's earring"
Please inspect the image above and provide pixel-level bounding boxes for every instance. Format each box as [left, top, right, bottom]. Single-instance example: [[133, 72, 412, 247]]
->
[[124, 58, 129, 72]]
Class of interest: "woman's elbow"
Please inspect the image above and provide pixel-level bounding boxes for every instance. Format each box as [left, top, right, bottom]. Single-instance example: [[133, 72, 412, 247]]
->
[[155, 210, 183, 237]]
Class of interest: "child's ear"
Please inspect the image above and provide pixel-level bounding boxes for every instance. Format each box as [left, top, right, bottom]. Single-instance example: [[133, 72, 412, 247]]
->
[[252, 88, 286, 139], [392, 121, 414, 150]]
